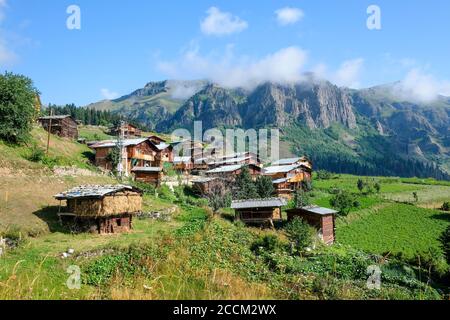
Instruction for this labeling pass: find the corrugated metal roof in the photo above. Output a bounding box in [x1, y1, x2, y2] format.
[131, 167, 162, 172]
[271, 157, 302, 166]
[54, 185, 141, 200]
[174, 156, 191, 164]
[206, 164, 244, 174]
[39, 115, 72, 120]
[212, 156, 251, 166]
[264, 164, 300, 175]
[231, 198, 287, 209]
[193, 177, 217, 183]
[91, 138, 148, 149]
[272, 178, 289, 184]
[300, 206, 338, 215]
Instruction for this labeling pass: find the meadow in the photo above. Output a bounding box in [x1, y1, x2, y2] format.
[0, 129, 449, 300]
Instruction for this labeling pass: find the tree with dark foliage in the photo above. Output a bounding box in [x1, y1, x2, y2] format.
[255, 175, 275, 198]
[0, 72, 38, 144]
[234, 166, 258, 200]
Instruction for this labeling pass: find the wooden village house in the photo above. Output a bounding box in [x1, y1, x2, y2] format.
[206, 164, 262, 179]
[90, 138, 173, 174]
[286, 206, 337, 245]
[38, 115, 79, 140]
[109, 123, 142, 138]
[54, 185, 143, 234]
[264, 162, 312, 198]
[231, 198, 287, 227]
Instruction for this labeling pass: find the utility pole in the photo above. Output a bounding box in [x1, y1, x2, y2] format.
[46, 109, 53, 155]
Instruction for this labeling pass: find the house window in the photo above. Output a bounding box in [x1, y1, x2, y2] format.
[117, 219, 122, 227]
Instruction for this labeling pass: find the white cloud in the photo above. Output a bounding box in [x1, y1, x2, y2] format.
[313, 58, 365, 88]
[157, 45, 308, 90]
[100, 88, 119, 100]
[275, 7, 304, 26]
[393, 68, 450, 102]
[333, 58, 365, 88]
[200, 7, 248, 36]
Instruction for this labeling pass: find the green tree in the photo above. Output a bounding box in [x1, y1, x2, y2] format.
[234, 166, 258, 200]
[357, 179, 365, 193]
[440, 202, 450, 212]
[0, 72, 38, 144]
[374, 182, 381, 194]
[255, 176, 275, 198]
[206, 180, 232, 214]
[440, 226, 450, 264]
[285, 217, 314, 254]
[294, 188, 311, 208]
[330, 189, 357, 216]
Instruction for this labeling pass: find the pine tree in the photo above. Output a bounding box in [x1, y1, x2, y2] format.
[234, 166, 258, 200]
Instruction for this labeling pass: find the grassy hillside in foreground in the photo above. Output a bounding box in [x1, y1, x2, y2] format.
[0, 127, 449, 300]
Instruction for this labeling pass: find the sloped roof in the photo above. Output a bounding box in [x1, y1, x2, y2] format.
[301, 206, 338, 215]
[38, 115, 75, 121]
[174, 156, 192, 164]
[131, 167, 162, 172]
[231, 198, 287, 209]
[272, 177, 289, 184]
[90, 138, 148, 149]
[264, 164, 300, 175]
[206, 164, 243, 174]
[271, 157, 302, 166]
[55, 185, 142, 200]
[153, 142, 171, 151]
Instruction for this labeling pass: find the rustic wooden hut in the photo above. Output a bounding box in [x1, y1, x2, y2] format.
[192, 177, 217, 195]
[38, 115, 78, 140]
[286, 206, 337, 245]
[206, 164, 262, 179]
[54, 185, 143, 234]
[110, 123, 142, 138]
[132, 167, 163, 186]
[231, 198, 287, 227]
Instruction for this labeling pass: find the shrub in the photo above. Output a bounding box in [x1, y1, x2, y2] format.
[440, 226, 450, 264]
[285, 217, 314, 254]
[157, 185, 176, 202]
[293, 189, 311, 208]
[330, 189, 358, 216]
[251, 234, 283, 255]
[132, 181, 156, 196]
[27, 144, 45, 162]
[441, 202, 450, 212]
[316, 170, 333, 180]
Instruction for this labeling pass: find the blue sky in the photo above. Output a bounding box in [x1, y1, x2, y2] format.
[0, 0, 449, 105]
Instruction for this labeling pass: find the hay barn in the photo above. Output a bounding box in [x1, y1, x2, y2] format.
[286, 206, 337, 245]
[54, 185, 143, 234]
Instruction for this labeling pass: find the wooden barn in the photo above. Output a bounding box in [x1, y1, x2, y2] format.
[132, 167, 163, 186]
[54, 185, 143, 234]
[286, 206, 337, 245]
[206, 164, 262, 179]
[38, 115, 78, 140]
[231, 198, 287, 227]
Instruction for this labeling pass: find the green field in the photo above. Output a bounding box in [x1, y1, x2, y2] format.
[1, 129, 450, 300]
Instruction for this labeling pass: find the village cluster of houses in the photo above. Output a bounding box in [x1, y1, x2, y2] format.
[39, 116, 336, 244]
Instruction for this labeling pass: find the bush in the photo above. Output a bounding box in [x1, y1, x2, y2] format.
[441, 202, 450, 212]
[285, 217, 314, 254]
[251, 234, 283, 255]
[316, 170, 333, 180]
[440, 226, 450, 264]
[293, 189, 311, 208]
[132, 181, 156, 196]
[27, 144, 45, 162]
[330, 189, 358, 216]
[157, 185, 176, 202]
